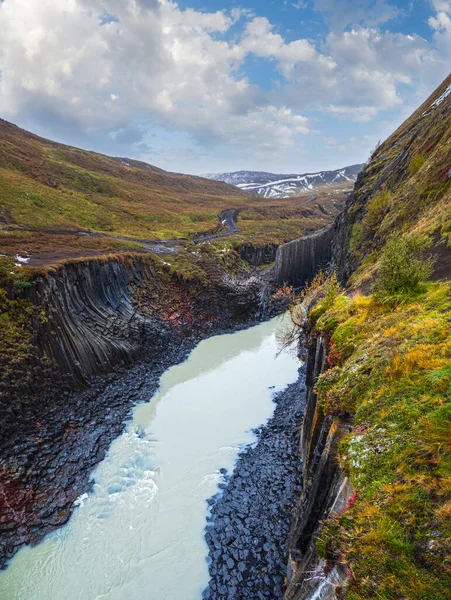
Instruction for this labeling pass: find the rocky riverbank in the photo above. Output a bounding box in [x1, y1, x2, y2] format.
[203, 365, 306, 600]
[2, 316, 278, 569]
[0, 337, 189, 568]
[1, 248, 277, 568]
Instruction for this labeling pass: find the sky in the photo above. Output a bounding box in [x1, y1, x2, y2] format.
[0, 0, 450, 175]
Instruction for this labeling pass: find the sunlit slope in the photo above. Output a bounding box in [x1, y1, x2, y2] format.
[0, 119, 248, 240]
[335, 73, 451, 286]
[0, 119, 346, 259]
[307, 74, 451, 599]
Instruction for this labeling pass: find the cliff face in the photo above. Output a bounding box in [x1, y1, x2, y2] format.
[334, 73, 451, 286]
[284, 74, 451, 600]
[30, 259, 165, 382]
[275, 225, 335, 288]
[285, 335, 353, 600]
[27, 257, 264, 384]
[20, 252, 269, 385]
[239, 243, 278, 267]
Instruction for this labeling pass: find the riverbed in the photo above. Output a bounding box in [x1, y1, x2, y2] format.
[0, 316, 299, 600]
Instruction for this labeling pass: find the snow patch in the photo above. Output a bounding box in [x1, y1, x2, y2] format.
[15, 254, 30, 266]
[431, 84, 451, 109]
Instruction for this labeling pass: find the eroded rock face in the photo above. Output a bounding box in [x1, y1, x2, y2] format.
[275, 226, 335, 288]
[285, 336, 353, 600]
[28, 258, 266, 384]
[240, 243, 279, 267]
[0, 256, 268, 568]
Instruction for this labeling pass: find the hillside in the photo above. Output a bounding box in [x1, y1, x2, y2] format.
[0, 119, 244, 240]
[0, 120, 346, 264]
[285, 73, 451, 599]
[335, 75, 451, 285]
[206, 164, 363, 198]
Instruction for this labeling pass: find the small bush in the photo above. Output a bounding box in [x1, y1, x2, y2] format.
[323, 272, 342, 310]
[410, 153, 427, 175]
[362, 190, 393, 231]
[374, 234, 434, 297]
[350, 222, 364, 253]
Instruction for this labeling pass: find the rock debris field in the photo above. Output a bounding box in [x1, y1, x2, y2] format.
[203, 365, 306, 600]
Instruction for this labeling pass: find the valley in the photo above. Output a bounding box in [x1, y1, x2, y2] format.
[0, 119, 346, 265]
[0, 72, 450, 600]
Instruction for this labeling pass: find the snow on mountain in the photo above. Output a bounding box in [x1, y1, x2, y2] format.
[204, 164, 363, 199]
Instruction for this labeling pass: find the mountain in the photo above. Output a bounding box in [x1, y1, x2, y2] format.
[205, 164, 363, 199]
[335, 75, 451, 284]
[285, 73, 451, 600]
[0, 118, 248, 237]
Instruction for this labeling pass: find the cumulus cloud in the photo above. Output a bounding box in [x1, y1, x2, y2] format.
[428, 0, 451, 73]
[240, 20, 440, 120]
[431, 0, 451, 11]
[0, 0, 448, 171]
[0, 0, 299, 152]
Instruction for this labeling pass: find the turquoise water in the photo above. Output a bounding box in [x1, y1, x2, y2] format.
[0, 316, 299, 600]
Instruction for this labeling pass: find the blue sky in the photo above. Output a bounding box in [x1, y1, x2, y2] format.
[0, 0, 449, 174]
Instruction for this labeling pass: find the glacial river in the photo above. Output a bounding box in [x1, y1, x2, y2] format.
[0, 316, 299, 600]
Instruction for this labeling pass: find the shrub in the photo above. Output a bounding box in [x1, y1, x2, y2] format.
[362, 190, 393, 231]
[374, 234, 435, 297]
[323, 272, 342, 310]
[410, 153, 427, 175]
[350, 222, 364, 254]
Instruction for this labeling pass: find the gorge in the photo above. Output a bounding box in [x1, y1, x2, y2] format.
[0, 316, 300, 599]
[0, 73, 450, 600]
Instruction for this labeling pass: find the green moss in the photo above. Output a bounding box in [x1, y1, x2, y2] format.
[349, 222, 364, 254]
[410, 152, 427, 174]
[0, 261, 44, 394]
[312, 282, 451, 598]
[362, 190, 393, 231]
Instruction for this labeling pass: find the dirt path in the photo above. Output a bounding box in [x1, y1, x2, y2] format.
[10, 209, 241, 267]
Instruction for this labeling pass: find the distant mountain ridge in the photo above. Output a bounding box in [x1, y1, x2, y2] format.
[205, 164, 363, 199]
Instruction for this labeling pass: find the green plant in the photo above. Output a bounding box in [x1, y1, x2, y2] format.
[350, 222, 364, 253]
[323, 272, 342, 310]
[310, 281, 451, 598]
[410, 153, 427, 175]
[374, 234, 435, 297]
[362, 190, 393, 231]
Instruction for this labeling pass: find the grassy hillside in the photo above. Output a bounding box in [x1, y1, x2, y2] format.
[337, 73, 451, 288]
[0, 119, 345, 263]
[297, 74, 451, 598]
[0, 118, 245, 238]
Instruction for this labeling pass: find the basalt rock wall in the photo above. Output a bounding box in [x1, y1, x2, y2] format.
[239, 243, 278, 267]
[275, 225, 335, 288]
[0, 255, 266, 567]
[25, 257, 266, 386]
[285, 334, 353, 600]
[29, 259, 165, 383]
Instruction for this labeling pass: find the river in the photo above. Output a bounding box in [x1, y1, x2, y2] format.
[0, 316, 299, 600]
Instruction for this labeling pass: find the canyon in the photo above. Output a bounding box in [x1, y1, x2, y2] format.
[0, 73, 450, 600]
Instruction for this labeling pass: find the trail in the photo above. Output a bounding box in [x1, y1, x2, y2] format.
[8, 209, 241, 266]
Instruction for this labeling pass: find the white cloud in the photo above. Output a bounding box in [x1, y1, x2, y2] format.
[0, 0, 309, 153]
[241, 17, 329, 77]
[0, 0, 448, 173]
[240, 21, 440, 120]
[431, 0, 451, 11]
[428, 0, 451, 71]
[429, 11, 451, 29]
